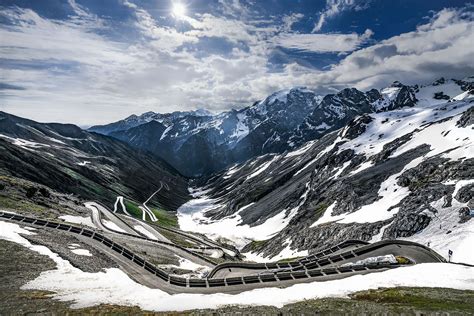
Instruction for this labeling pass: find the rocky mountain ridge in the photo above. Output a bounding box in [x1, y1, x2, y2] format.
[89, 77, 474, 177]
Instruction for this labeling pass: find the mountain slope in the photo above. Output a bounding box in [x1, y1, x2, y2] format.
[177, 90, 474, 263]
[0, 111, 190, 211]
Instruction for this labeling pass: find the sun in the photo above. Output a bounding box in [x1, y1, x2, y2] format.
[172, 2, 187, 18]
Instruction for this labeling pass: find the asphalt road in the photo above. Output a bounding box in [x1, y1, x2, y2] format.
[209, 241, 445, 278]
[86, 202, 227, 264]
[86, 202, 142, 237]
[90, 200, 232, 259]
[208, 240, 368, 278]
[0, 211, 446, 295]
[124, 215, 171, 243]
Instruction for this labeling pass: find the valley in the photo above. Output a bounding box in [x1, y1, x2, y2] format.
[3, 0, 474, 313]
[1, 76, 473, 313]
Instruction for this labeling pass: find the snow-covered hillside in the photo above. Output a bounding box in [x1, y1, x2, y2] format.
[178, 88, 474, 264]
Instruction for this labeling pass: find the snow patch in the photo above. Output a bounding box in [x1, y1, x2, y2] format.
[102, 219, 126, 233]
[244, 238, 309, 263]
[160, 125, 173, 140]
[285, 141, 315, 157]
[310, 202, 342, 228]
[247, 156, 278, 180]
[134, 225, 158, 240]
[59, 215, 96, 228]
[178, 198, 299, 249]
[71, 248, 93, 257]
[402, 197, 474, 265]
[0, 134, 50, 151]
[341, 255, 397, 267]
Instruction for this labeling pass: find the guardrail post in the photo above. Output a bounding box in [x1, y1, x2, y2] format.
[304, 268, 310, 278]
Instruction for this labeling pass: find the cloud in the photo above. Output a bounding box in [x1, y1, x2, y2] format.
[0, 2, 473, 125]
[282, 13, 304, 32]
[218, 0, 251, 18]
[313, 0, 372, 32]
[276, 29, 373, 53]
[320, 6, 474, 89]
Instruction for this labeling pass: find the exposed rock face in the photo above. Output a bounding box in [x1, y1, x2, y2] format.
[384, 213, 432, 238]
[290, 88, 375, 148]
[94, 88, 323, 176]
[456, 106, 474, 128]
[456, 183, 474, 204]
[372, 81, 418, 112]
[458, 206, 473, 224]
[340, 115, 374, 140]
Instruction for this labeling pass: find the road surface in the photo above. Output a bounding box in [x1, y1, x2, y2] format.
[0, 211, 446, 295]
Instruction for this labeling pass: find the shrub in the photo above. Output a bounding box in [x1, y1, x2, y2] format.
[395, 256, 411, 264]
[39, 187, 50, 198]
[25, 187, 38, 198]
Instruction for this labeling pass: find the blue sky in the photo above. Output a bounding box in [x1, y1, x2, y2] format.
[0, 0, 473, 125]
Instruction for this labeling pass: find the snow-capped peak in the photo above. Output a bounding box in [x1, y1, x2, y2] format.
[191, 108, 213, 117]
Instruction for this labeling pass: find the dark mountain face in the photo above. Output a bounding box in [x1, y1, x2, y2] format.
[290, 88, 376, 148]
[0, 111, 190, 211]
[93, 87, 324, 177]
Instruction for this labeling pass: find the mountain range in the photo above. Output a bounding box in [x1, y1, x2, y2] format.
[89, 77, 474, 177]
[1, 76, 472, 262]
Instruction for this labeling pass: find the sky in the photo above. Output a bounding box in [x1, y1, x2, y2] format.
[0, 0, 473, 126]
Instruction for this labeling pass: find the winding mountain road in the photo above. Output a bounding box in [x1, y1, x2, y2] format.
[86, 202, 142, 237]
[0, 211, 446, 295]
[87, 200, 229, 260]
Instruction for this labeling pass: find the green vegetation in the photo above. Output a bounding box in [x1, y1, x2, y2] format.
[123, 200, 142, 218]
[61, 167, 108, 197]
[313, 202, 329, 217]
[121, 200, 178, 227]
[246, 239, 268, 252]
[0, 196, 47, 213]
[150, 208, 178, 228]
[350, 287, 474, 313]
[395, 256, 411, 264]
[156, 229, 195, 248]
[0, 175, 22, 185]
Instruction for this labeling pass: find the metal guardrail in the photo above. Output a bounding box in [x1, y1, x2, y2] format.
[0, 212, 425, 291]
[93, 209, 219, 266]
[95, 200, 232, 256]
[207, 239, 369, 278]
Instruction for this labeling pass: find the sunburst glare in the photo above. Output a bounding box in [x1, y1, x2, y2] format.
[172, 2, 187, 18]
